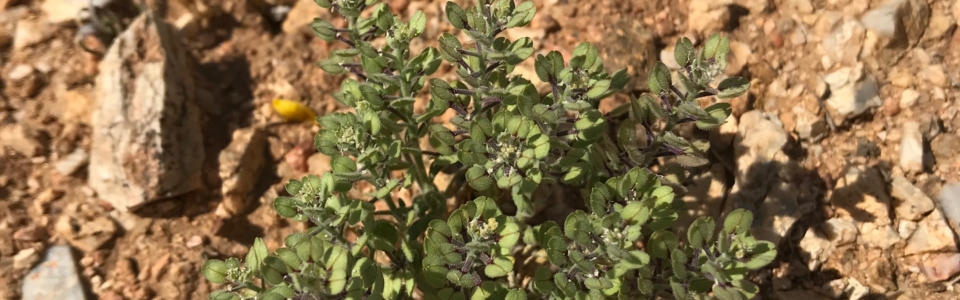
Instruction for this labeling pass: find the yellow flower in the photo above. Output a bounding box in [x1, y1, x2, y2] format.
[271, 98, 317, 123]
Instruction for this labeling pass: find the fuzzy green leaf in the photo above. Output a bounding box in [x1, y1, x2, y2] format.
[703, 33, 722, 60]
[310, 18, 336, 42]
[687, 216, 715, 248]
[201, 260, 229, 284]
[245, 238, 269, 272]
[208, 291, 239, 300]
[506, 1, 536, 28]
[723, 208, 754, 235]
[331, 155, 358, 173]
[631, 94, 666, 125]
[485, 256, 514, 278]
[531, 267, 556, 294]
[674, 37, 694, 67]
[648, 62, 671, 95]
[276, 248, 302, 270]
[313, 0, 331, 8]
[586, 80, 611, 99]
[745, 241, 777, 270]
[647, 231, 678, 259]
[439, 33, 463, 62]
[506, 37, 535, 65]
[273, 196, 299, 218]
[325, 246, 350, 294]
[410, 10, 426, 36]
[445, 2, 467, 29]
[717, 77, 751, 99]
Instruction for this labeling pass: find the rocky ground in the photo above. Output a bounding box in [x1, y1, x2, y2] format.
[1, 0, 959, 299]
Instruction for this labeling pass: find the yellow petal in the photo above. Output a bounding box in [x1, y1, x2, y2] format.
[271, 99, 317, 123]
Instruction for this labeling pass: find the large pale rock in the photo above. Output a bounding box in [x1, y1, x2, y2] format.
[688, 0, 733, 35]
[799, 227, 834, 271]
[830, 164, 900, 249]
[216, 127, 268, 218]
[899, 120, 924, 174]
[904, 209, 957, 255]
[41, 0, 100, 24]
[938, 183, 960, 227]
[726, 110, 801, 244]
[923, 10, 956, 41]
[676, 164, 728, 237]
[0, 124, 43, 156]
[21, 246, 86, 300]
[891, 176, 934, 221]
[820, 19, 866, 69]
[89, 12, 204, 212]
[823, 63, 882, 122]
[731, 110, 789, 201]
[793, 105, 828, 141]
[859, 0, 930, 65]
[708, 113, 738, 151]
[753, 181, 802, 245]
[13, 18, 55, 51]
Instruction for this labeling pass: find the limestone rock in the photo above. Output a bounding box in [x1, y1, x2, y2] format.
[734, 110, 789, 180]
[688, 0, 733, 35]
[919, 253, 960, 282]
[859, 0, 930, 63]
[0, 124, 43, 156]
[708, 112, 738, 151]
[54, 149, 90, 177]
[728, 111, 788, 202]
[21, 246, 86, 300]
[725, 40, 752, 75]
[899, 120, 924, 174]
[904, 208, 957, 255]
[823, 218, 859, 246]
[41, 0, 96, 24]
[938, 182, 960, 227]
[930, 134, 960, 163]
[794, 105, 828, 141]
[726, 111, 800, 244]
[820, 19, 866, 69]
[89, 12, 204, 212]
[891, 176, 934, 221]
[830, 164, 899, 249]
[5, 64, 43, 98]
[799, 227, 834, 271]
[13, 248, 40, 270]
[216, 127, 268, 218]
[923, 10, 956, 41]
[898, 88, 920, 109]
[676, 164, 728, 237]
[753, 181, 802, 245]
[823, 64, 882, 122]
[281, 0, 330, 34]
[13, 18, 54, 51]
[920, 64, 948, 87]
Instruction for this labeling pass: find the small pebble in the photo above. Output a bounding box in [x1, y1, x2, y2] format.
[186, 235, 204, 248]
[54, 149, 90, 176]
[14, 248, 40, 269]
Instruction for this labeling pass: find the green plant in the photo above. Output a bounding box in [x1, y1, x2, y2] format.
[201, 0, 773, 299]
